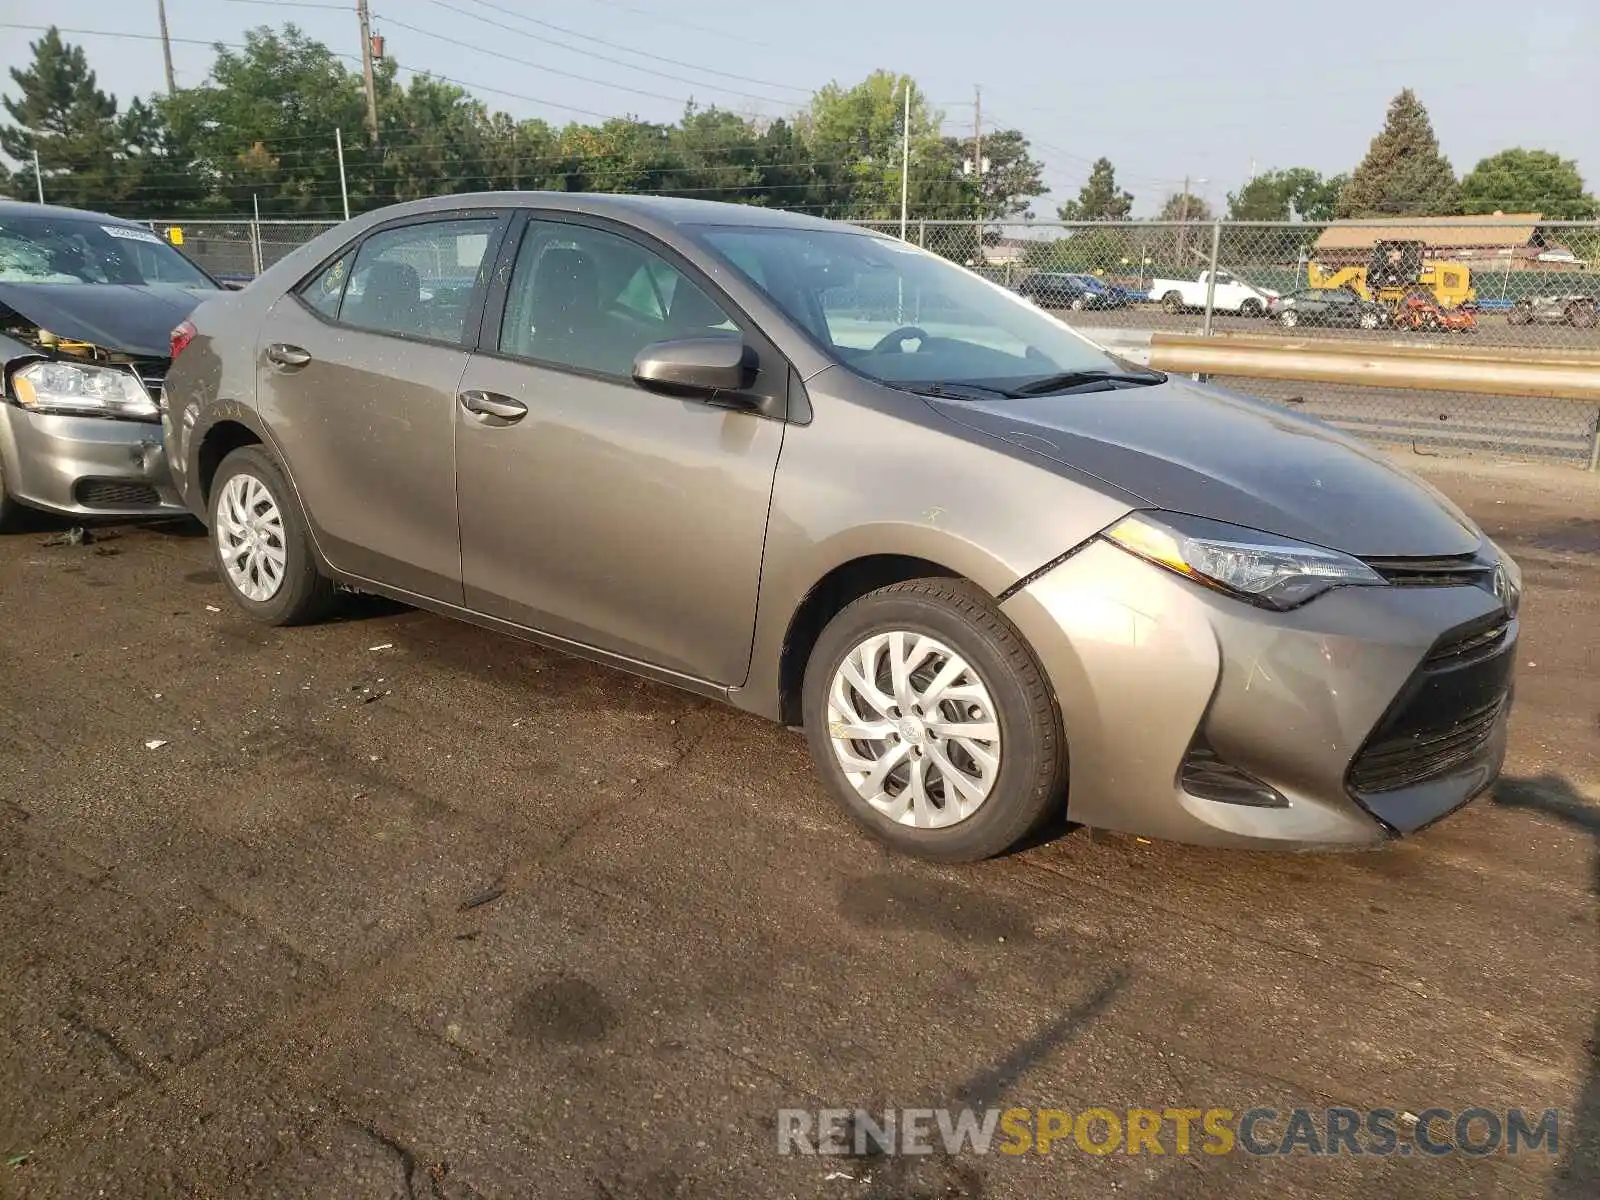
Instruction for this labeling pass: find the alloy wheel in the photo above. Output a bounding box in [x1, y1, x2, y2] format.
[826, 630, 1001, 829]
[215, 473, 288, 602]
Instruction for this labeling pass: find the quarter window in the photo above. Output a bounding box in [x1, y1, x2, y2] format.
[300, 249, 354, 319]
[339, 219, 496, 342]
[499, 220, 737, 378]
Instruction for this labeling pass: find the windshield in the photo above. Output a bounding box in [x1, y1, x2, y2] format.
[0, 214, 216, 289]
[694, 225, 1126, 392]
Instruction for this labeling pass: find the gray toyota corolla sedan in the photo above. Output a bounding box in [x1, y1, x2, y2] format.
[162, 193, 1520, 861]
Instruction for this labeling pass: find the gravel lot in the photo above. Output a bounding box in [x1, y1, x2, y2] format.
[1, 455, 1596, 1199]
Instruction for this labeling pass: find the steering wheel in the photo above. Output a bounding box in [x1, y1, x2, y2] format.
[872, 326, 929, 354]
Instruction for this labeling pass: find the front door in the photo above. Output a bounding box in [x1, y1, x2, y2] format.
[255, 214, 503, 601]
[454, 216, 786, 685]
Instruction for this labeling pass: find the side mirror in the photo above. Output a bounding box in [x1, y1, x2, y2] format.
[632, 336, 758, 399]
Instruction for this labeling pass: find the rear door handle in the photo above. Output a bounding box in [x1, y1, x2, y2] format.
[265, 343, 312, 368]
[459, 390, 528, 422]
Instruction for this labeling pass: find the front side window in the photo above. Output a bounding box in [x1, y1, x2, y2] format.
[0, 215, 215, 289]
[340, 219, 496, 342]
[695, 225, 1125, 392]
[300, 249, 354, 319]
[499, 220, 736, 378]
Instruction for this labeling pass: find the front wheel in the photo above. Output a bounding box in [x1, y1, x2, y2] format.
[1278, 309, 1299, 328]
[209, 446, 335, 626]
[1358, 310, 1381, 330]
[1239, 299, 1263, 319]
[802, 579, 1066, 862]
[0, 463, 25, 533]
[1567, 301, 1597, 329]
[1069, 296, 1087, 311]
[1161, 291, 1184, 314]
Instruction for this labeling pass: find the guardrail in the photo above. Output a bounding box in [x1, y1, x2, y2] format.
[1085, 328, 1600, 468]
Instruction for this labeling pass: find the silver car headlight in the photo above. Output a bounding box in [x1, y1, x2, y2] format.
[1104, 510, 1386, 610]
[11, 361, 158, 420]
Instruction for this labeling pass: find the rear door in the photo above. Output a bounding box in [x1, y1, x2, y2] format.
[453, 213, 787, 685]
[255, 211, 507, 601]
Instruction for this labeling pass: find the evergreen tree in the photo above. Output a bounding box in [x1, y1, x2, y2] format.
[1057, 158, 1133, 221]
[1335, 90, 1458, 217]
[0, 27, 151, 209]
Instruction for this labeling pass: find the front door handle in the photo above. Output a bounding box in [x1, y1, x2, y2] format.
[265, 343, 312, 369]
[459, 390, 528, 422]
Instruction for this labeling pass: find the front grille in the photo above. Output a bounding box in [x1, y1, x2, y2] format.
[1348, 697, 1505, 793]
[1365, 553, 1494, 590]
[74, 479, 162, 509]
[131, 363, 167, 411]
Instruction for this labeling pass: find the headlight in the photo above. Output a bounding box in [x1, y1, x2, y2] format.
[1104, 511, 1385, 610]
[1487, 540, 1522, 616]
[11, 361, 158, 420]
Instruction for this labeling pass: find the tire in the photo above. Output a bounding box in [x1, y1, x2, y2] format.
[1239, 299, 1263, 319]
[1278, 309, 1299, 328]
[1568, 301, 1597, 329]
[1161, 291, 1183, 314]
[208, 446, 335, 626]
[1358, 310, 1380, 330]
[1506, 302, 1533, 327]
[1069, 296, 1086, 311]
[0, 462, 25, 534]
[801, 578, 1066, 862]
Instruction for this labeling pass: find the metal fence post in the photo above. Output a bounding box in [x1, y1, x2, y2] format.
[917, 218, 926, 248]
[1589, 409, 1600, 472]
[1201, 221, 1222, 338]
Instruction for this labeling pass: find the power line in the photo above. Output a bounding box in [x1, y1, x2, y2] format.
[438, 0, 815, 98]
[375, 15, 757, 109]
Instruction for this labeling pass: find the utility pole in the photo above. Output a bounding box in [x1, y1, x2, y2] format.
[898, 78, 910, 241]
[972, 84, 983, 267]
[32, 149, 44, 204]
[357, 0, 380, 145]
[1178, 172, 1191, 263]
[156, 0, 177, 95]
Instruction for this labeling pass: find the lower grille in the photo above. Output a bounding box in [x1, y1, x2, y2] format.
[74, 479, 162, 509]
[1349, 698, 1504, 793]
[1426, 612, 1512, 666]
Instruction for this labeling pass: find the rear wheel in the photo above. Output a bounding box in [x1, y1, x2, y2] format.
[1358, 309, 1381, 330]
[1278, 308, 1299, 328]
[1506, 301, 1534, 326]
[209, 446, 335, 626]
[802, 579, 1065, 862]
[1239, 298, 1263, 319]
[1161, 291, 1183, 314]
[1069, 296, 1086, 311]
[1567, 301, 1597, 329]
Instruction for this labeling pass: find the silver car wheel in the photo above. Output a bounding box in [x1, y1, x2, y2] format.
[215, 473, 288, 603]
[826, 630, 1001, 829]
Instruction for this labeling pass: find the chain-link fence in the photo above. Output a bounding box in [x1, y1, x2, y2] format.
[149, 212, 1600, 466]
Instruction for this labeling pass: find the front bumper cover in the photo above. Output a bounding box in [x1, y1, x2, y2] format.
[1002, 539, 1514, 848]
[0, 402, 183, 518]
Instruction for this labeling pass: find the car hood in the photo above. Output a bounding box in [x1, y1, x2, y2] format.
[0, 282, 215, 358]
[926, 376, 1482, 557]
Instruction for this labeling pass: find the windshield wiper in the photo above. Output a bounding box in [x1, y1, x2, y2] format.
[892, 381, 1018, 402]
[1006, 369, 1165, 397]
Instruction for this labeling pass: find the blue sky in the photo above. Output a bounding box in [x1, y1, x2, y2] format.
[4, 0, 1596, 216]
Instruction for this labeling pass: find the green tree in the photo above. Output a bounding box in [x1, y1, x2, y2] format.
[1158, 190, 1212, 222]
[804, 71, 944, 220]
[159, 25, 370, 215]
[939, 127, 1046, 220]
[1336, 90, 1458, 217]
[1459, 148, 1597, 219]
[1056, 157, 1132, 221]
[0, 27, 160, 209]
[1226, 168, 1343, 221]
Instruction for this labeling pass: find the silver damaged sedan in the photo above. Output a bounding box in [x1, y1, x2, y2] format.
[161, 194, 1521, 860]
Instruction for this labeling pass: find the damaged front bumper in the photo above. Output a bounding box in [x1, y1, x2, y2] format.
[1001, 539, 1515, 848]
[0, 403, 184, 518]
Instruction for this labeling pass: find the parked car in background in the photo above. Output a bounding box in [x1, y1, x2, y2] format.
[0, 200, 220, 530]
[1269, 288, 1387, 330]
[1506, 293, 1597, 329]
[165, 192, 1519, 863]
[1150, 269, 1278, 316]
[1017, 271, 1130, 311]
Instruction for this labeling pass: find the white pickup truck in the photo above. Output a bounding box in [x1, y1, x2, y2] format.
[1149, 270, 1278, 317]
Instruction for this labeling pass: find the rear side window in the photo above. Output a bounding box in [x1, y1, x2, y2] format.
[300, 249, 354, 319]
[339, 219, 497, 342]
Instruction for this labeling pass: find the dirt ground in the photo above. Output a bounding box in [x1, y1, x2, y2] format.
[1, 453, 1596, 1199]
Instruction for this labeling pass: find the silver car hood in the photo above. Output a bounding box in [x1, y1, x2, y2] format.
[926, 376, 1482, 558]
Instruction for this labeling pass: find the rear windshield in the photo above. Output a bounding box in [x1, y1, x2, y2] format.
[0, 214, 216, 288]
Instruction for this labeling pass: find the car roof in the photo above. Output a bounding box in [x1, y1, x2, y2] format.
[357, 191, 852, 234]
[0, 198, 149, 228]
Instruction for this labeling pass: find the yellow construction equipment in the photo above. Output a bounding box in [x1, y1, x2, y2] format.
[1308, 239, 1477, 311]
